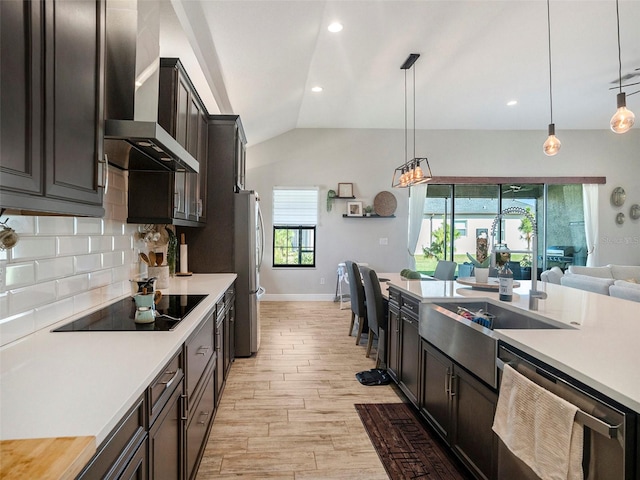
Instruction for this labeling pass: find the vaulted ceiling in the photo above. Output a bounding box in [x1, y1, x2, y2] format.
[160, 1, 640, 146]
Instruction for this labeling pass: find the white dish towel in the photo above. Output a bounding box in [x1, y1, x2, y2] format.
[493, 364, 583, 480]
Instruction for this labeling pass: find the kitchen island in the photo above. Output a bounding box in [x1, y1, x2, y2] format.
[0, 274, 236, 479]
[386, 278, 640, 412]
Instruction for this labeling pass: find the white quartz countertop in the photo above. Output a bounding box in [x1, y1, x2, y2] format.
[0, 274, 236, 443]
[388, 278, 640, 412]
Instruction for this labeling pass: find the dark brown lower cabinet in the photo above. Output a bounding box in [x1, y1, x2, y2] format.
[420, 339, 498, 480]
[399, 312, 420, 405]
[148, 378, 184, 480]
[118, 437, 148, 480]
[386, 303, 400, 382]
[76, 395, 147, 479]
[186, 368, 215, 479]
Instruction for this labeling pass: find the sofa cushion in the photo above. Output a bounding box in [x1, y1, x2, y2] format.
[609, 285, 640, 303]
[541, 266, 564, 285]
[566, 265, 613, 279]
[614, 279, 640, 290]
[609, 265, 640, 282]
[560, 274, 614, 295]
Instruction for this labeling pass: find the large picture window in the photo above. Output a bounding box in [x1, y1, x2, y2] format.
[272, 187, 318, 267]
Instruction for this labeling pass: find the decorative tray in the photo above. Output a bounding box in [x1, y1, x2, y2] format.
[456, 277, 521, 291]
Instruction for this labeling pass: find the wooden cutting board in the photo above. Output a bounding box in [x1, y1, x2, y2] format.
[0, 436, 95, 480]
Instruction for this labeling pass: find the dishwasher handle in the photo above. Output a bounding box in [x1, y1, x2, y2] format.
[497, 357, 622, 441]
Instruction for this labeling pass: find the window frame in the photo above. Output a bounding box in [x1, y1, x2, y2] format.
[272, 225, 317, 268]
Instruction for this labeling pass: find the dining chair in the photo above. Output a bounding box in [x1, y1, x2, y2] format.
[345, 260, 367, 344]
[360, 266, 388, 367]
[433, 260, 457, 280]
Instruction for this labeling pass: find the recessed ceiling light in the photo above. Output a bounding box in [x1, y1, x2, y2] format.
[311, 86, 323, 93]
[328, 22, 343, 33]
[507, 100, 518, 106]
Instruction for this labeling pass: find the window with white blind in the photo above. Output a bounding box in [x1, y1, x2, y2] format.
[273, 187, 318, 267]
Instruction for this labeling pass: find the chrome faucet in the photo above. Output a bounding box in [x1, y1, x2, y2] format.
[490, 207, 547, 310]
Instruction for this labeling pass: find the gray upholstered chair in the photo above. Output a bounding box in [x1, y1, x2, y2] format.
[360, 266, 387, 367]
[345, 261, 367, 344]
[433, 260, 457, 280]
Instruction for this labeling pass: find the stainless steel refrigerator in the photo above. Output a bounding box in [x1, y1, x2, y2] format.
[234, 191, 265, 356]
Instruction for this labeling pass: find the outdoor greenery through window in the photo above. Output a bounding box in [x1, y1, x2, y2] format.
[415, 183, 587, 278]
[272, 187, 318, 267]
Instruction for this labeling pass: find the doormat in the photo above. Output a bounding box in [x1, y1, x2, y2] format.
[355, 403, 471, 480]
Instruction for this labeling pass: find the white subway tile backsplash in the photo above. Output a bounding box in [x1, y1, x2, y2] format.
[74, 254, 102, 273]
[75, 217, 103, 235]
[0, 311, 36, 345]
[89, 269, 112, 289]
[57, 274, 90, 299]
[11, 236, 57, 261]
[104, 220, 125, 236]
[6, 263, 36, 288]
[73, 289, 103, 314]
[34, 298, 74, 330]
[90, 235, 114, 253]
[5, 216, 36, 236]
[102, 251, 124, 269]
[9, 281, 57, 314]
[114, 235, 132, 252]
[35, 257, 75, 282]
[58, 236, 90, 256]
[37, 216, 74, 235]
[0, 166, 149, 344]
[102, 281, 126, 302]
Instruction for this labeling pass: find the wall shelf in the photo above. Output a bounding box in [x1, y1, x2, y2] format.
[342, 214, 395, 218]
[336, 196, 356, 199]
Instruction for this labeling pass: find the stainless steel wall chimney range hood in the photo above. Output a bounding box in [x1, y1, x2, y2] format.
[104, 0, 198, 173]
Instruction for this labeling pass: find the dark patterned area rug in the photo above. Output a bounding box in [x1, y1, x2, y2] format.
[355, 403, 471, 480]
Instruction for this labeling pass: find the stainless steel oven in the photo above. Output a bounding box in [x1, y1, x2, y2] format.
[497, 344, 637, 479]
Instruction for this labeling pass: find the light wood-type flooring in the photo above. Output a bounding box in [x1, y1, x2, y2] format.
[196, 301, 403, 479]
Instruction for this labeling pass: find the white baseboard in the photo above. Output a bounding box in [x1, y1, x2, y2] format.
[261, 293, 336, 302]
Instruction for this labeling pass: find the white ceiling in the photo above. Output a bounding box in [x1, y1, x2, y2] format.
[160, 0, 640, 146]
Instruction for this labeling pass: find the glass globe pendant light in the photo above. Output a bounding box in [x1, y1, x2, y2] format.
[610, 0, 635, 134]
[543, 0, 560, 156]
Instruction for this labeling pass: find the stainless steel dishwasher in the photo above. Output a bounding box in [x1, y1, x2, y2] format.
[497, 344, 637, 479]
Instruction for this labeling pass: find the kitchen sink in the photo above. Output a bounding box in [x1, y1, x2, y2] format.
[420, 301, 572, 388]
[434, 301, 565, 330]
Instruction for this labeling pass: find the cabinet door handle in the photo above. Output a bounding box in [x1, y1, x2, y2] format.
[197, 346, 211, 355]
[197, 198, 203, 217]
[445, 367, 451, 395]
[450, 374, 457, 397]
[98, 154, 109, 193]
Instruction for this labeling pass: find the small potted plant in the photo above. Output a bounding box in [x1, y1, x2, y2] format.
[466, 252, 491, 282]
[364, 205, 374, 217]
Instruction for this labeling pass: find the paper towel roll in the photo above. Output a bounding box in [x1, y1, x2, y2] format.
[180, 244, 189, 273]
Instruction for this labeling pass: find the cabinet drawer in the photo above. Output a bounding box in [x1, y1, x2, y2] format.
[78, 395, 146, 479]
[401, 295, 420, 318]
[388, 288, 401, 306]
[186, 311, 214, 406]
[148, 350, 183, 424]
[186, 371, 215, 479]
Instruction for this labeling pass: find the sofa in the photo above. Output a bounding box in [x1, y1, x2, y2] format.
[541, 264, 640, 302]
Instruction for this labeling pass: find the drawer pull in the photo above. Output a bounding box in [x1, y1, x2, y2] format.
[160, 370, 179, 390]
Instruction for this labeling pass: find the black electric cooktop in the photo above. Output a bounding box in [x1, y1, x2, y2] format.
[53, 294, 207, 332]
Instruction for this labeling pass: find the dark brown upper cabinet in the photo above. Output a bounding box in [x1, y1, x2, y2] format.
[0, 0, 106, 217]
[127, 58, 207, 226]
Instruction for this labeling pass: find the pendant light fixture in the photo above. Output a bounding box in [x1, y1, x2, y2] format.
[543, 0, 561, 156]
[392, 53, 432, 188]
[610, 0, 635, 134]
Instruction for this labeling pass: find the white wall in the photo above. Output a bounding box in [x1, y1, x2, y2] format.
[247, 128, 640, 300]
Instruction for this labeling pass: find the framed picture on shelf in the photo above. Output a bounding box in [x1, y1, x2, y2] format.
[338, 183, 354, 198]
[347, 201, 363, 217]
